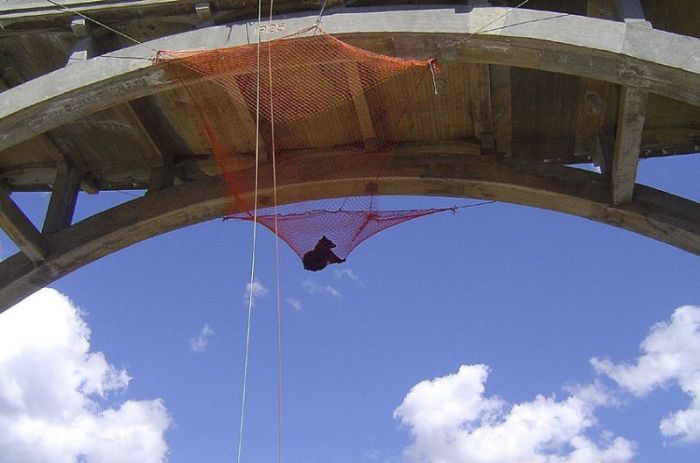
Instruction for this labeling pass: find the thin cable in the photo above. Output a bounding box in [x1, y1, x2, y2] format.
[452, 200, 496, 211]
[429, 59, 438, 95]
[235, 1, 264, 462]
[314, 0, 328, 32]
[464, 0, 532, 42]
[44, 0, 146, 47]
[265, 3, 284, 463]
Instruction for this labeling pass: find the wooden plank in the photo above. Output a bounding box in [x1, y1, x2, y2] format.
[468, 64, 495, 154]
[490, 64, 512, 157]
[43, 162, 80, 234]
[44, 129, 99, 194]
[0, 189, 47, 261]
[128, 97, 187, 191]
[345, 62, 378, 151]
[574, 78, 610, 167]
[611, 86, 648, 204]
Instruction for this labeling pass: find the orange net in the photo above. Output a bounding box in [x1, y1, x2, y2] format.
[156, 29, 452, 270]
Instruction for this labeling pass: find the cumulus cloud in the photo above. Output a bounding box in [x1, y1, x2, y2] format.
[302, 279, 341, 298]
[286, 297, 302, 311]
[0, 288, 171, 462]
[334, 268, 363, 285]
[592, 305, 700, 442]
[244, 278, 268, 306]
[189, 324, 215, 353]
[394, 365, 635, 463]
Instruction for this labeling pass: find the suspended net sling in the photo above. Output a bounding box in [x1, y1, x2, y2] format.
[155, 29, 456, 271]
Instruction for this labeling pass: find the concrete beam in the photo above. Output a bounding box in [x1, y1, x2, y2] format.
[611, 86, 648, 204]
[1, 7, 700, 154]
[0, 145, 698, 312]
[0, 189, 47, 262]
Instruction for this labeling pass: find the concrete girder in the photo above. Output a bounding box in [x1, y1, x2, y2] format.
[0, 149, 698, 313]
[1, 6, 700, 153]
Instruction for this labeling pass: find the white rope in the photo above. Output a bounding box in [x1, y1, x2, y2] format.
[235, 0, 264, 462]
[266, 2, 285, 462]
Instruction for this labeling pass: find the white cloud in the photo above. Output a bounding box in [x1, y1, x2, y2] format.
[302, 279, 341, 298]
[0, 288, 171, 463]
[592, 305, 700, 442]
[286, 297, 302, 311]
[189, 324, 214, 353]
[244, 278, 268, 306]
[334, 268, 363, 285]
[394, 365, 635, 463]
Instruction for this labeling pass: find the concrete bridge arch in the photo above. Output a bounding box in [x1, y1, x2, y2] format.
[0, 3, 698, 311]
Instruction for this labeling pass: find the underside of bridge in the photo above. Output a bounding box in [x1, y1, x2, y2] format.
[0, 0, 698, 312]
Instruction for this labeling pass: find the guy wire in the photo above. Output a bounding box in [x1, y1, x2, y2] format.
[235, 1, 264, 462]
[266, 2, 285, 463]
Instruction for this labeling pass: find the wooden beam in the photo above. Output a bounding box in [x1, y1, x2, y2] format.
[0, 189, 47, 262]
[148, 166, 176, 193]
[127, 97, 186, 192]
[574, 78, 610, 167]
[345, 62, 379, 152]
[468, 64, 495, 154]
[490, 64, 512, 157]
[44, 130, 99, 194]
[611, 86, 648, 205]
[222, 76, 268, 161]
[43, 162, 81, 234]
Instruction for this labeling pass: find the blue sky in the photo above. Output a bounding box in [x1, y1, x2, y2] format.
[0, 153, 698, 463]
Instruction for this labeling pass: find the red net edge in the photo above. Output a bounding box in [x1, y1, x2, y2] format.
[227, 204, 457, 259]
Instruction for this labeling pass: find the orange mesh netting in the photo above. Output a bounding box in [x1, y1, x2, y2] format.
[156, 29, 455, 270]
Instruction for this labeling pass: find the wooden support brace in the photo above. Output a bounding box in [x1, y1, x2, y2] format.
[43, 163, 81, 234]
[0, 190, 47, 262]
[345, 62, 379, 152]
[225, 79, 269, 161]
[469, 64, 495, 154]
[148, 166, 176, 193]
[574, 78, 610, 166]
[490, 65, 512, 157]
[611, 86, 648, 205]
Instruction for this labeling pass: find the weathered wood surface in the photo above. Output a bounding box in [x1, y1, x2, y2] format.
[0, 190, 47, 262]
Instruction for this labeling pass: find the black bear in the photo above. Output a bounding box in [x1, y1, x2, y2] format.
[302, 236, 346, 271]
